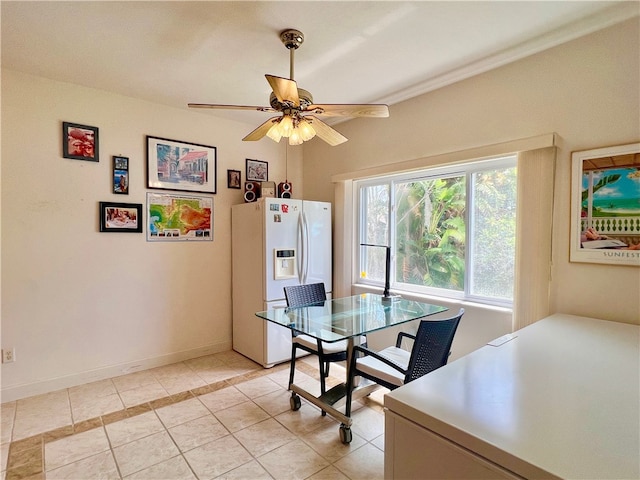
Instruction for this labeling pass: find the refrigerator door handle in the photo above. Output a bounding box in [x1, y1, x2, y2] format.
[302, 212, 310, 284]
[297, 213, 304, 282]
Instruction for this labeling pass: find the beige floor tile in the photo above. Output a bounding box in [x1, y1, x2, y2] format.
[348, 407, 384, 442]
[214, 459, 272, 479]
[45, 427, 110, 471]
[156, 375, 206, 395]
[16, 390, 68, 412]
[333, 443, 384, 480]
[226, 362, 261, 377]
[169, 415, 229, 452]
[124, 455, 196, 480]
[300, 422, 367, 463]
[151, 362, 193, 380]
[155, 398, 209, 429]
[265, 367, 291, 388]
[104, 411, 164, 447]
[233, 418, 297, 457]
[287, 370, 318, 387]
[198, 387, 249, 413]
[274, 403, 335, 436]
[45, 450, 119, 480]
[112, 431, 179, 477]
[195, 365, 243, 385]
[212, 351, 248, 365]
[112, 370, 158, 393]
[183, 354, 225, 372]
[214, 401, 270, 433]
[307, 465, 350, 480]
[183, 435, 252, 479]
[235, 376, 284, 399]
[118, 383, 169, 408]
[70, 393, 124, 423]
[68, 379, 116, 400]
[251, 389, 292, 417]
[1, 403, 16, 444]
[257, 438, 329, 480]
[1, 443, 9, 472]
[371, 433, 384, 451]
[14, 391, 71, 441]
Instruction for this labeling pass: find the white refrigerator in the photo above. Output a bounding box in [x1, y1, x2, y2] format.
[231, 198, 332, 367]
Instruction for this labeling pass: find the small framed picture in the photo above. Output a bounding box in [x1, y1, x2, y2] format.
[113, 156, 129, 195]
[63, 122, 99, 162]
[246, 158, 268, 182]
[99, 202, 143, 233]
[227, 169, 241, 189]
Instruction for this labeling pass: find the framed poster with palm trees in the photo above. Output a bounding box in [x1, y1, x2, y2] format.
[570, 142, 640, 266]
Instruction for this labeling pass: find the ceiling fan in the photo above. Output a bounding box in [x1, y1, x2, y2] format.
[188, 29, 389, 146]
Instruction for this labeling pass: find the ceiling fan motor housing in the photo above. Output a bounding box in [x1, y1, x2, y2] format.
[280, 29, 304, 49]
[269, 89, 313, 111]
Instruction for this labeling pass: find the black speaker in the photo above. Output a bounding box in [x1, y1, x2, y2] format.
[244, 181, 261, 203]
[278, 182, 292, 198]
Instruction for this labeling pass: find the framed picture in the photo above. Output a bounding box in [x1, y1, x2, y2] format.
[99, 202, 142, 233]
[570, 142, 640, 266]
[246, 158, 268, 182]
[63, 122, 99, 162]
[113, 156, 129, 195]
[147, 192, 213, 242]
[227, 169, 241, 189]
[147, 136, 217, 194]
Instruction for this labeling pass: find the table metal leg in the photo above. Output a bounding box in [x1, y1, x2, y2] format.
[288, 335, 379, 444]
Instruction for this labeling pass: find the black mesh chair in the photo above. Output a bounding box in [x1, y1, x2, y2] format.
[344, 308, 464, 418]
[284, 283, 348, 399]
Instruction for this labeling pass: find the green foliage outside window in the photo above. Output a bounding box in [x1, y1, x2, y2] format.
[396, 176, 466, 291]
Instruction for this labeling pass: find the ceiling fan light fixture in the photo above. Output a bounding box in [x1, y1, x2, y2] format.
[266, 121, 283, 142]
[288, 128, 303, 146]
[278, 115, 294, 137]
[298, 118, 316, 141]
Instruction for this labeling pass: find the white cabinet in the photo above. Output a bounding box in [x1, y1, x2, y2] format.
[385, 411, 521, 479]
[384, 314, 640, 479]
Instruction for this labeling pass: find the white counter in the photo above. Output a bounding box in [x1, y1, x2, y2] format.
[384, 313, 640, 479]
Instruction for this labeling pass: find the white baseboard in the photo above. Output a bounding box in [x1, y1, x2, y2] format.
[0, 341, 231, 403]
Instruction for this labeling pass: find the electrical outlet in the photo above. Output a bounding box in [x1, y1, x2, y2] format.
[2, 348, 15, 363]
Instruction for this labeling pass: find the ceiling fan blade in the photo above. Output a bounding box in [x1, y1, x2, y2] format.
[306, 116, 348, 146]
[306, 104, 389, 118]
[242, 117, 280, 141]
[265, 75, 300, 106]
[188, 103, 275, 112]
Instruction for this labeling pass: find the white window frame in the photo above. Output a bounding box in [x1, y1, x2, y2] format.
[355, 155, 517, 308]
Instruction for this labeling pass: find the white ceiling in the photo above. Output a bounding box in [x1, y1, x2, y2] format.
[2, 1, 637, 126]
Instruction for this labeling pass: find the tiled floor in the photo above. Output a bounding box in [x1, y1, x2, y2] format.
[1, 351, 388, 480]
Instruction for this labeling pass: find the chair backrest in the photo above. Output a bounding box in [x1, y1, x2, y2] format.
[284, 283, 327, 307]
[405, 308, 464, 384]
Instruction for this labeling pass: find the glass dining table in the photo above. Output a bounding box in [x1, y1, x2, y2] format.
[255, 293, 447, 443]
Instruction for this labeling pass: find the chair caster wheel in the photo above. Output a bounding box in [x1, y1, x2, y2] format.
[339, 424, 352, 444]
[290, 393, 301, 411]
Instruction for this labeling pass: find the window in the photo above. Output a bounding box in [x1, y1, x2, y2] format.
[357, 156, 517, 306]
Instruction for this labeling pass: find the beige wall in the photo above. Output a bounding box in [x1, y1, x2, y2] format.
[304, 18, 640, 325]
[0, 71, 303, 401]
